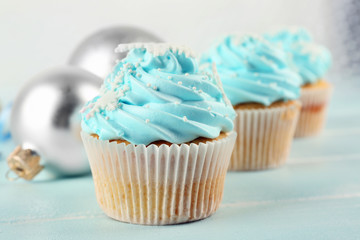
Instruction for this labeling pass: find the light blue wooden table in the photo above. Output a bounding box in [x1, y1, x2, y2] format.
[1, 82, 359, 240]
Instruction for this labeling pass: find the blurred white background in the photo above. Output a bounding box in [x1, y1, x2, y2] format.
[0, 0, 358, 99]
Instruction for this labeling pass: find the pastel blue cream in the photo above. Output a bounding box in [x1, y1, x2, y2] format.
[201, 35, 302, 106]
[265, 27, 332, 85]
[81, 44, 235, 145]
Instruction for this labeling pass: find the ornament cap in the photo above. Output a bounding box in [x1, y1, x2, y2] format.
[6, 146, 43, 181]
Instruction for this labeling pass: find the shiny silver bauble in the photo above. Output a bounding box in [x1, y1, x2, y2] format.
[10, 66, 102, 176]
[68, 26, 163, 79]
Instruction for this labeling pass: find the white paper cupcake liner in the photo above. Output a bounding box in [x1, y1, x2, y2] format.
[229, 101, 301, 171]
[81, 131, 236, 225]
[295, 85, 333, 137]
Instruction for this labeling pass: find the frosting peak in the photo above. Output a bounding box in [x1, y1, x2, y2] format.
[265, 27, 332, 84]
[81, 44, 236, 145]
[265, 27, 313, 45]
[201, 35, 301, 106]
[115, 43, 197, 58]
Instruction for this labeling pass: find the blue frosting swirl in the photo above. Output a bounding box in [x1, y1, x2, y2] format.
[265, 27, 313, 44]
[81, 44, 236, 145]
[201, 35, 301, 106]
[265, 27, 332, 84]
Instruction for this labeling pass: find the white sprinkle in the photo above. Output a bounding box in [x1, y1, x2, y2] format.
[254, 73, 259, 76]
[145, 119, 150, 123]
[118, 91, 124, 97]
[198, 90, 203, 93]
[157, 68, 161, 71]
[208, 107, 211, 111]
[175, 101, 180, 105]
[270, 82, 277, 87]
[128, 69, 132, 73]
[168, 76, 173, 80]
[153, 86, 157, 90]
[202, 76, 207, 80]
[138, 58, 143, 61]
[192, 86, 196, 90]
[183, 116, 188, 122]
[225, 114, 229, 117]
[185, 73, 189, 76]
[145, 105, 150, 108]
[135, 63, 140, 67]
[115, 43, 197, 58]
[136, 73, 141, 77]
[115, 59, 120, 64]
[146, 83, 151, 87]
[178, 81, 182, 85]
[118, 103, 122, 107]
[105, 116, 109, 120]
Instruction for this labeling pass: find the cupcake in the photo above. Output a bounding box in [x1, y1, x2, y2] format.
[201, 35, 301, 171]
[266, 27, 332, 137]
[80, 43, 236, 225]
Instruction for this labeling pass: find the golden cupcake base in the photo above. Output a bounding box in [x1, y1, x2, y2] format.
[295, 80, 333, 138]
[81, 131, 236, 225]
[229, 100, 301, 171]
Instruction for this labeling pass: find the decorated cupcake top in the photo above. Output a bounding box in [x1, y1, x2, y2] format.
[201, 35, 301, 106]
[266, 27, 313, 44]
[80, 43, 236, 145]
[265, 27, 332, 85]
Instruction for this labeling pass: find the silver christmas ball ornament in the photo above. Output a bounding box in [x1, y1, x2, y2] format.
[8, 66, 102, 179]
[68, 26, 163, 79]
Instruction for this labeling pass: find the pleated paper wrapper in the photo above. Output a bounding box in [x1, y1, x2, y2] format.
[295, 85, 333, 137]
[81, 131, 236, 225]
[229, 101, 301, 171]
